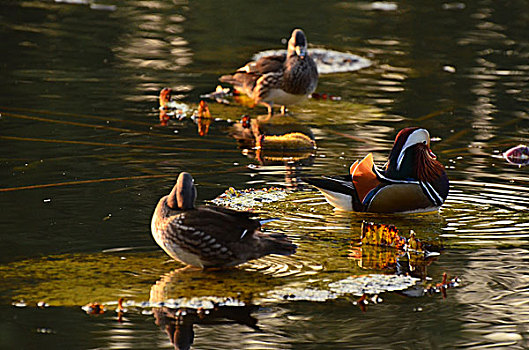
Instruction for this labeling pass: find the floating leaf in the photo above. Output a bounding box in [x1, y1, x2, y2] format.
[401, 273, 462, 298]
[360, 221, 406, 249]
[503, 144, 529, 167]
[352, 246, 399, 270]
[265, 287, 339, 302]
[211, 187, 288, 211]
[328, 274, 419, 296]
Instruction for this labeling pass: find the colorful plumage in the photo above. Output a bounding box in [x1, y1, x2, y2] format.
[303, 127, 449, 213]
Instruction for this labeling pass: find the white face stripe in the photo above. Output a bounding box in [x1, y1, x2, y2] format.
[396, 129, 430, 171]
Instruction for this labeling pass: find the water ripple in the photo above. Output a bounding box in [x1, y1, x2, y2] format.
[442, 180, 529, 246]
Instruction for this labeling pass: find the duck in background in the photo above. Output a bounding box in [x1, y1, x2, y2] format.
[303, 127, 449, 213]
[151, 172, 297, 268]
[220, 29, 319, 116]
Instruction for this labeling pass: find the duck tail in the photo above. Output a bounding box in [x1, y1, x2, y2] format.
[219, 74, 237, 84]
[302, 176, 364, 211]
[262, 232, 297, 256]
[220, 73, 258, 95]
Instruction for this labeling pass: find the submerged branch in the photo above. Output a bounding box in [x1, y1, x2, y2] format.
[2, 111, 174, 138]
[0, 135, 239, 153]
[0, 174, 171, 192]
[0, 105, 153, 126]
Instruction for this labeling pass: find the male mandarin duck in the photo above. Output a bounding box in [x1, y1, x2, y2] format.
[151, 172, 297, 268]
[303, 127, 449, 213]
[220, 29, 319, 116]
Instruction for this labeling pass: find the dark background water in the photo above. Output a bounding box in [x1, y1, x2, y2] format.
[1, 0, 529, 349]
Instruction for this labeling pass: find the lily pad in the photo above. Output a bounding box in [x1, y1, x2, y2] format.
[210, 186, 289, 211]
[328, 274, 420, 296]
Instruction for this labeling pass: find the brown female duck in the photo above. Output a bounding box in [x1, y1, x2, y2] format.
[151, 172, 296, 268]
[220, 29, 319, 116]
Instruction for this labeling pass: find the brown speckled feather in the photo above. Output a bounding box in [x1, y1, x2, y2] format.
[151, 173, 296, 268]
[219, 29, 318, 115]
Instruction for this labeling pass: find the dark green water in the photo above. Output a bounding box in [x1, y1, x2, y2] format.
[2, 0, 529, 348]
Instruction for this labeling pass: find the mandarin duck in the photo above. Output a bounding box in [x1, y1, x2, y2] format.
[220, 29, 319, 116]
[303, 127, 449, 213]
[151, 172, 297, 268]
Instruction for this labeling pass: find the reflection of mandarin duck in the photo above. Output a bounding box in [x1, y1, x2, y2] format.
[151, 172, 297, 268]
[304, 127, 449, 213]
[220, 29, 318, 116]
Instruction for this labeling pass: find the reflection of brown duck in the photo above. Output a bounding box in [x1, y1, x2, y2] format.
[151, 172, 297, 268]
[154, 305, 259, 350]
[256, 133, 315, 151]
[230, 114, 315, 149]
[230, 115, 316, 188]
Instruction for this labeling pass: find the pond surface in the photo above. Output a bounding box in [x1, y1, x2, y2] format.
[2, 0, 529, 348]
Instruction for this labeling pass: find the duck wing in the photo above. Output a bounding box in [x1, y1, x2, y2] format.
[237, 55, 285, 75]
[365, 183, 437, 213]
[350, 153, 382, 203]
[365, 164, 448, 212]
[180, 206, 261, 243]
[219, 55, 285, 97]
[173, 206, 294, 266]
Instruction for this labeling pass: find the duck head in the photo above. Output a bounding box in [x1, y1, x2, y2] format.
[385, 127, 445, 182]
[167, 172, 197, 210]
[288, 29, 308, 59]
[159, 88, 172, 109]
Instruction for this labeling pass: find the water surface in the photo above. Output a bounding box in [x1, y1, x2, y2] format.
[1, 0, 529, 348]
